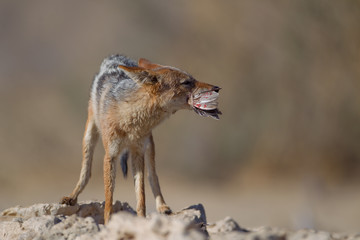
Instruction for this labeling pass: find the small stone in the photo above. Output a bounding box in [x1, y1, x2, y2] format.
[207, 216, 248, 234]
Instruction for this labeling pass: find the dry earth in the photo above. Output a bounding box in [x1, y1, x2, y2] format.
[1, 201, 359, 240]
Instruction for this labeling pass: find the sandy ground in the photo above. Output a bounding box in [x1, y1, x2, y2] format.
[1, 169, 360, 234]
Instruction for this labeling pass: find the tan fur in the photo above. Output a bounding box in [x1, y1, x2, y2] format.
[61, 56, 219, 224]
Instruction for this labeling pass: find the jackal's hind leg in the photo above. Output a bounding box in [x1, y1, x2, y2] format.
[60, 110, 99, 205]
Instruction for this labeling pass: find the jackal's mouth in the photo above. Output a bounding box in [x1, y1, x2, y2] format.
[189, 89, 222, 120]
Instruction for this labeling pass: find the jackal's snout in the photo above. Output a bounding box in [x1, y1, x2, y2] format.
[212, 86, 221, 93]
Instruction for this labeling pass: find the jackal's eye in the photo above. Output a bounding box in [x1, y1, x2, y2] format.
[150, 75, 158, 83]
[180, 79, 194, 87]
[144, 75, 158, 84]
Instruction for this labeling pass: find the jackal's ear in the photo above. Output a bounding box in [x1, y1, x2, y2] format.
[138, 58, 163, 70]
[118, 65, 158, 84]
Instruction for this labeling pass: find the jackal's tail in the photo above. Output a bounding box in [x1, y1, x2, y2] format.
[120, 150, 129, 178]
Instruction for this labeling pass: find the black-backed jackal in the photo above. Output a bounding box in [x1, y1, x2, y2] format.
[61, 55, 221, 223]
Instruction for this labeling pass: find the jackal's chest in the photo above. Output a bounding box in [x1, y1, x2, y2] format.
[110, 103, 170, 140]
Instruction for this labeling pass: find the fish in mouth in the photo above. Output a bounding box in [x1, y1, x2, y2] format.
[189, 87, 222, 120]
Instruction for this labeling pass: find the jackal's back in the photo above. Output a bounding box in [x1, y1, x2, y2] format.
[90, 55, 138, 121]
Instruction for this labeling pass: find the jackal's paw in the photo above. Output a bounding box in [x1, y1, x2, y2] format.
[60, 196, 77, 206]
[158, 205, 172, 215]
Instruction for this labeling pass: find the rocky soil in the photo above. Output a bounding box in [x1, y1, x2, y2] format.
[0, 201, 359, 240]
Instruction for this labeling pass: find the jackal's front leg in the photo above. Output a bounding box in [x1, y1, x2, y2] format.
[103, 152, 117, 224]
[146, 134, 172, 214]
[131, 146, 146, 217]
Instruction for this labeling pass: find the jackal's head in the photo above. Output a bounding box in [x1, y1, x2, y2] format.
[119, 58, 221, 119]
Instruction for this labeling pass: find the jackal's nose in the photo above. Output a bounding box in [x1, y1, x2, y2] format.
[212, 86, 221, 93]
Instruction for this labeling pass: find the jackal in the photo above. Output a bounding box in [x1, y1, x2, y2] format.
[60, 55, 221, 223]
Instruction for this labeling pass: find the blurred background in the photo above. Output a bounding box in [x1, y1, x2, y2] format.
[1, 0, 360, 232]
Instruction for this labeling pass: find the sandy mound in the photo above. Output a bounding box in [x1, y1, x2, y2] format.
[0, 201, 358, 240]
